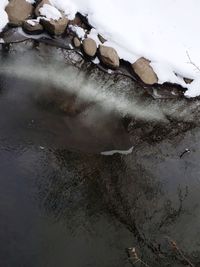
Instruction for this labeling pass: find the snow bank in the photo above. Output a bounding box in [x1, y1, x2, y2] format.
[0, 1, 8, 32]
[49, 0, 200, 97]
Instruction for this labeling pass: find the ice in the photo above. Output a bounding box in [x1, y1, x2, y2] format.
[101, 147, 134, 156]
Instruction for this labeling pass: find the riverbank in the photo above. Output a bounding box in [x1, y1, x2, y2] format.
[1, 0, 200, 97]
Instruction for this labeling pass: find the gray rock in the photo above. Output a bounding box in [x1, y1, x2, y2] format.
[132, 57, 158, 85]
[6, 0, 34, 26]
[98, 45, 119, 69]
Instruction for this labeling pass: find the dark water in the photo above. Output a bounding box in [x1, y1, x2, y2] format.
[0, 73, 135, 267]
[1, 59, 200, 267]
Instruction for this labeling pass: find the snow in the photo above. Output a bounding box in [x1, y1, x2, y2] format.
[1, 0, 200, 97]
[27, 19, 36, 26]
[69, 25, 86, 39]
[0, 0, 8, 32]
[26, 0, 35, 4]
[48, 0, 200, 97]
[101, 147, 133, 156]
[39, 4, 62, 21]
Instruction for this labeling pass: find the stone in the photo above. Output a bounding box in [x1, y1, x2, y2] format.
[132, 57, 158, 85]
[73, 37, 81, 48]
[184, 78, 193, 84]
[35, 0, 51, 17]
[6, 0, 34, 26]
[82, 38, 97, 57]
[69, 13, 92, 32]
[98, 45, 120, 69]
[41, 16, 69, 36]
[23, 20, 44, 35]
[98, 34, 106, 44]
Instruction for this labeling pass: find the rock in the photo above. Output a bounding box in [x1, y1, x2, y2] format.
[23, 20, 44, 35]
[98, 34, 107, 44]
[35, 0, 51, 17]
[69, 13, 92, 32]
[82, 38, 97, 57]
[132, 57, 158, 85]
[41, 16, 68, 36]
[6, 0, 34, 26]
[73, 37, 81, 48]
[184, 78, 193, 84]
[98, 45, 120, 69]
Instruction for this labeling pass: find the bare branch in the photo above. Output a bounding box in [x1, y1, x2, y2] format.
[186, 50, 200, 72]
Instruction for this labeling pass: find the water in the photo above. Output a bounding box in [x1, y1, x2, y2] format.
[1, 47, 200, 267]
[0, 72, 136, 267]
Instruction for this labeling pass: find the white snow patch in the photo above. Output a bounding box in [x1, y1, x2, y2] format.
[69, 25, 86, 39]
[185, 77, 200, 98]
[26, 0, 35, 4]
[27, 19, 36, 26]
[0, 0, 8, 32]
[101, 147, 133, 156]
[39, 4, 62, 20]
[92, 57, 100, 64]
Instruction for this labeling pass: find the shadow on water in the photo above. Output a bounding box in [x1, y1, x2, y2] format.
[1, 53, 200, 267]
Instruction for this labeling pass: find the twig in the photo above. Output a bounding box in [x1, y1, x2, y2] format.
[179, 148, 191, 158]
[186, 50, 200, 72]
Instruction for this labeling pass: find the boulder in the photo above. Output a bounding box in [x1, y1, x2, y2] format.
[73, 37, 81, 48]
[23, 20, 44, 34]
[98, 45, 119, 69]
[6, 0, 34, 26]
[82, 38, 97, 57]
[132, 57, 158, 85]
[41, 16, 68, 35]
[35, 0, 51, 17]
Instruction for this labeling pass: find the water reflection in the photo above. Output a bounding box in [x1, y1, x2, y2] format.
[1, 50, 200, 267]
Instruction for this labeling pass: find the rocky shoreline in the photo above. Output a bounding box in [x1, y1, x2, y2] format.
[0, 0, 193, 99]
[1, 0, 200, 149]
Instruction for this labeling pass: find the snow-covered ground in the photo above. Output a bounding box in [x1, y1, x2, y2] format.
[0, 1, 8, 33]
[1, 0, 200, 97]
